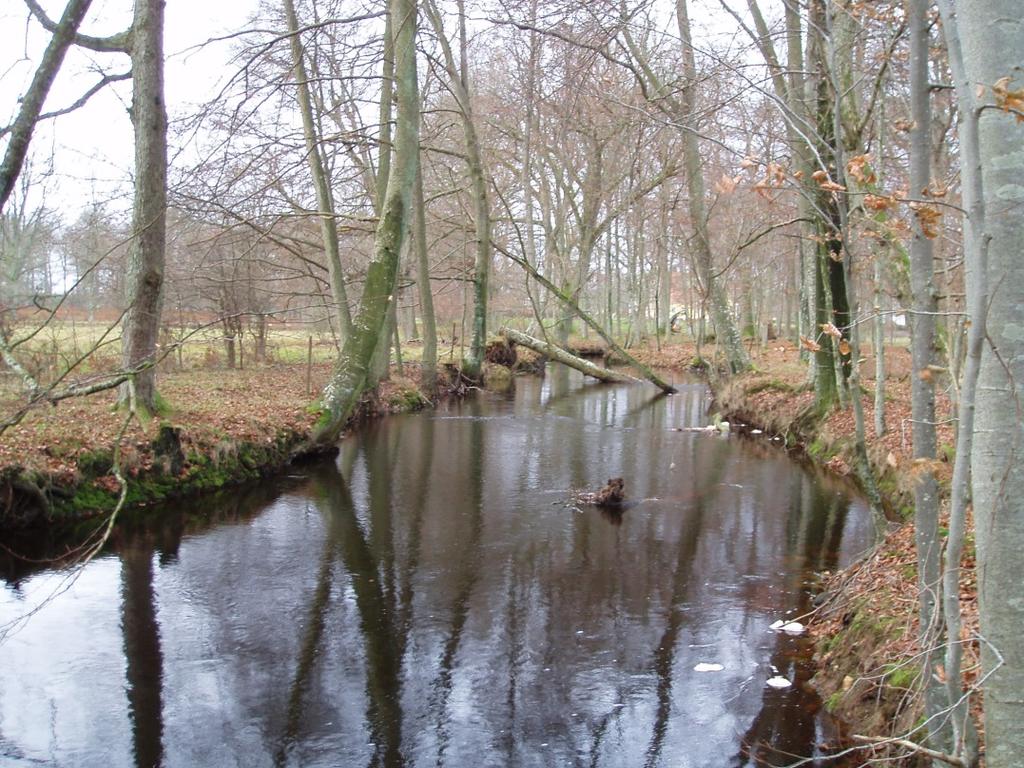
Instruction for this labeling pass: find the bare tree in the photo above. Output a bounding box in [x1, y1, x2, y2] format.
[282, 0, 355, 342]
[312, 0, 419, 445]
[0, 0, 95, 213]
[25, 0, 169, 412]
[422, 0, 491, 379]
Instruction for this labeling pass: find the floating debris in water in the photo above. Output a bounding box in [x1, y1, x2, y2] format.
[766, 676, 792, 689]
[751, 429, 763, 435]
[694, 662, 725, 672]
[770, 619, 806, 635]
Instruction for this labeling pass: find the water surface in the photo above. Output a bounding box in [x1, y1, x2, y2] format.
[0, 369, 874, 767]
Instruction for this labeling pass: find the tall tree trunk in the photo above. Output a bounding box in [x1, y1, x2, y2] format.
[412, 165, 437, 394]
[937, 5, 983, 762]
[119, 0, 167, 413]
[675, 0, 748, 373]
[873, 255, 886, 437]
[908, 2, 952, 758]
[368, 8, 397, 386]
[958, 3, 1024, 765]
[825, 1, 882, 516]
[311, 0, 418, 446]
[282, 0, 353, 343]
[423, 0, 491, 380]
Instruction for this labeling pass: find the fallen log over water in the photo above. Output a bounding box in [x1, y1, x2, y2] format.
[499, 327, 641, 385]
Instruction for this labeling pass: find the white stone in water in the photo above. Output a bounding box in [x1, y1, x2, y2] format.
[766, 676, 792, 689]
[693, 662, 724, 672]
[751, 429, 763, 435]
[769, 619, 786, 630]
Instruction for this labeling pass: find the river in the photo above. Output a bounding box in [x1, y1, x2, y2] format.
[0, 368, 874, 767]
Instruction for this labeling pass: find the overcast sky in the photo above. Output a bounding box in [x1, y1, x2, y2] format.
[1, 0, 752, 222]
[1, 0, 260, 216]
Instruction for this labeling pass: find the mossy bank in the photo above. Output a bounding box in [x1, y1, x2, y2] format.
[0, 376, 433, 532]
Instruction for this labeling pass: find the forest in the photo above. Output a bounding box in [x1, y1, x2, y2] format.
[1, 0, 1022, 766]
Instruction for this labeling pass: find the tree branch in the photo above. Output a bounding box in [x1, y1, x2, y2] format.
[23, 0, 131, 53]
[1, 0, 95, 211]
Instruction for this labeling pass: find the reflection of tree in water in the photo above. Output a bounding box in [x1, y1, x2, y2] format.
[430, 397, 486, 766]
[274, 529, 337, 767]
[644, 437, 728, 768]
[274, 414, 437, 768]
[730, 473, 851, 768]
[120, 531, 165, 768]
[320, 463, 405, 767]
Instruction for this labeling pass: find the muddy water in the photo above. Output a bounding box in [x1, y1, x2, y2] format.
[0, 369, 874, 767]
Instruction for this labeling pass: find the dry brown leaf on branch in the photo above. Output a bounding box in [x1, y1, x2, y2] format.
[820, 179, 847, 193]
[846, 154, 877, 185]
[753, 179, 776, 202]
[812, 169, 829, 182]
[715, 173, 739, 195]
[820, 322, 842, 339]
[800, 335, 822, 352]
[740, 155, 759, 170]
[864, 193, 895, 212]
[993, 75, 1024, 122]
[910, 202, 943, 238]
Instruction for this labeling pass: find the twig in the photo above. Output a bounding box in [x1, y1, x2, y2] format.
[850, 734, 969, 767]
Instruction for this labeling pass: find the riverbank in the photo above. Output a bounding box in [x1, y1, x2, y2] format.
[0, 363, 437, 530]
[633, 339, 977, 765]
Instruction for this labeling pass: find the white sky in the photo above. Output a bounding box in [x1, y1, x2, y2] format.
[1, 0, 762, 222]
[1, 0, 260, 217]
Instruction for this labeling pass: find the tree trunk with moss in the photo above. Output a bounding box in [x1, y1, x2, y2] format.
[311, 0, 418, 446]
[500, 327, 639, 384]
